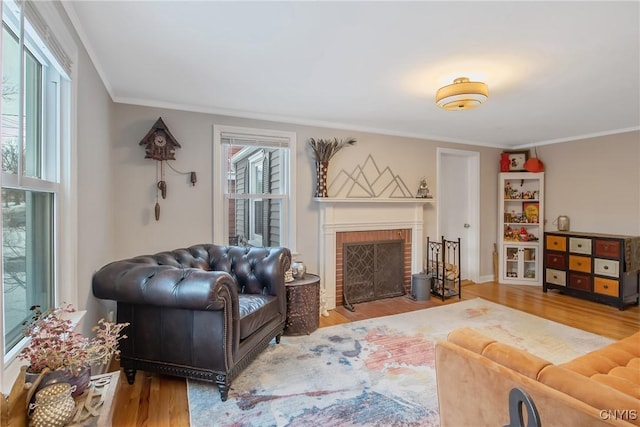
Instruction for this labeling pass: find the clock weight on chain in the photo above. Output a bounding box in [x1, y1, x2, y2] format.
[139, 117, 197, 222]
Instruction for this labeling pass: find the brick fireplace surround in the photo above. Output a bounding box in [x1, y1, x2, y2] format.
[315, 198, 434, 310]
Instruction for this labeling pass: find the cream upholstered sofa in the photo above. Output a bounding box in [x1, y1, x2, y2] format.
[436, 328, 640, 427]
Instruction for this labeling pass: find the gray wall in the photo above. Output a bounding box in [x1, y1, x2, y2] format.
[109, 104, 502, 281]
[54, 1, 115, 336]
[102, 106, 640, 303]
[538, 131, 640, 235]
[61, 0, 639, 321]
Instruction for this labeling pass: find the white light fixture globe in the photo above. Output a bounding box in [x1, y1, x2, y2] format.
[436, 77, 489, 110]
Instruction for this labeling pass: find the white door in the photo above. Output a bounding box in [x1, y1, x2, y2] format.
[437, 148, 480, 282]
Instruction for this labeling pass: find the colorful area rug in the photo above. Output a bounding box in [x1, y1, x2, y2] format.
[188, 298, 613, 426]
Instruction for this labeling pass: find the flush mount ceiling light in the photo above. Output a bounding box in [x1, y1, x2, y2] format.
[435, 77, 489, 111]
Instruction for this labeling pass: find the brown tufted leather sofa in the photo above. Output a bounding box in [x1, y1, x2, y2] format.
[92, 244, 291, 401]
[436, 327, 640, 426]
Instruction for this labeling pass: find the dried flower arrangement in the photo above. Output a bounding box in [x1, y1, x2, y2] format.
[308, 137, 356, 163]
[18, 304, 129, 374]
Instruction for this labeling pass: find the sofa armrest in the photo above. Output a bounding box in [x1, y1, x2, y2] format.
[447, 327, 497, 353]
[92, 262, 238, 311]
[447, 327, 552, 379]
[436, 339, 634, 426]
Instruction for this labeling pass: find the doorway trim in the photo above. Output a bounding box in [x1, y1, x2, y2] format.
[436, 147, 480, 283]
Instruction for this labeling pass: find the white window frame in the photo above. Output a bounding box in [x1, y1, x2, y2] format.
[0, 0, 77, 394]
[247, 150, 264, 246]
[212, 125, 296, 252]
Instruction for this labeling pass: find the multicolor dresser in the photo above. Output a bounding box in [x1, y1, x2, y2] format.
[543, 231, 640, 310]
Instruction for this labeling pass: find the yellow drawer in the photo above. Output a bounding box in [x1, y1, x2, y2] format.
[546, 235, 566, 252]
[546, 268, 566, 286]
[594, 258, 619, 278]
[569, 255, 591, 273]
[594, 277, 619, 297]
[569, 237, 592, 255]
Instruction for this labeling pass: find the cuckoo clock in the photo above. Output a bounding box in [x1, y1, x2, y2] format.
[139, 117, 196, 221]
[139, 117, 181, 161]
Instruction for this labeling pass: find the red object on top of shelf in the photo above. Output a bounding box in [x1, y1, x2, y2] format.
[500, 152, 510, 172]
[524, 157, 544, 172]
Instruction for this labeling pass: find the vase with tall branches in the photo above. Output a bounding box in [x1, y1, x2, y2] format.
[308, 137, 356, 197]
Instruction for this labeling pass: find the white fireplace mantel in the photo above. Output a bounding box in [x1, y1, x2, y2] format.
[315, 197, 435, 310]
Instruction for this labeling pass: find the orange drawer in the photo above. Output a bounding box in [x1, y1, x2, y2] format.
[545, 252, 566, 269]
[546, 235, 566, 252]
[594, 239, 621, 258]
[594, 277, 619, 297]
[569, 255, 591, 273]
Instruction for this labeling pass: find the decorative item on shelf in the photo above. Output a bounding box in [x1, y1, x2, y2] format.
[284, 268, 294, 283]
[18, 304, 129, 399]
[308, 137, 356, 197]
[554, 215, 570, 231]
[28, 382, 76, 427]
[524, 147, 545, 172]
[519, 227, 529, 241]
[315, 161, 329, 198]
[416, 178, 432, 198]
[139, 117, 197, 221]
[524, 249, 534, 261]
[329, 154, 413, 198]
[504, 150, 530, 172]
[500, 152, 510, 172]
[69, 371, 119, 425]
[504, 181, 513, 198]
[291, 260, 307, 279]
[435, 77, 489, 111]
[25, 365, 90, 399]
[2, 366, 30, 426]
[523, 202, 539, 223]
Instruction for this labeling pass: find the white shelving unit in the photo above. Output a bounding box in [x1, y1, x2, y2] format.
[498, 172, 544, 285]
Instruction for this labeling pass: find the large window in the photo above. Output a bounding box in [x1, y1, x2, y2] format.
[1, 0, 70, 356]
[214, 126, 296, 250]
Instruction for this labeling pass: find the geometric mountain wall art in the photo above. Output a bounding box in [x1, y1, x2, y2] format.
[328, 154, 414, 198]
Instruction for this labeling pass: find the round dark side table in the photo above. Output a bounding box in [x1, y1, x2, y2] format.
[284, 273, 320, 336]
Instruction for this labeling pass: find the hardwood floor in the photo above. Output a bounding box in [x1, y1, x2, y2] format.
[110, 282, 639, 426]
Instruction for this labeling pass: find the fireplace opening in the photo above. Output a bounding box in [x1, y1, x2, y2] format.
[342, 240, 405, 311]
[335, 229, 412, 309]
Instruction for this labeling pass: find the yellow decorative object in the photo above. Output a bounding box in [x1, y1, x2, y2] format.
[524, 203, 539, 223]
[436, 77, 489, 110]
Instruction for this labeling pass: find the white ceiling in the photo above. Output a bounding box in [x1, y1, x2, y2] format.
[64, 1, 640, 148]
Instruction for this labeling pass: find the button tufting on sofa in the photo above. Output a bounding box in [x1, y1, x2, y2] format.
[436, 328, 640, 426]
[92, 243, 291, 401]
